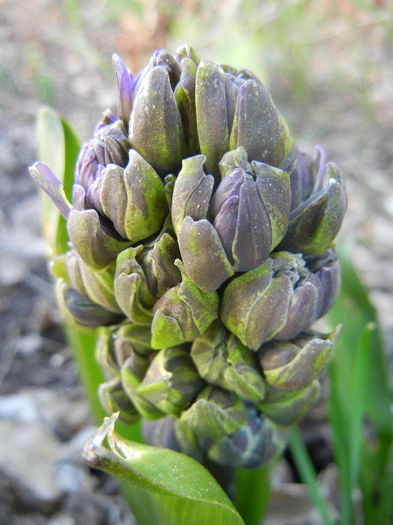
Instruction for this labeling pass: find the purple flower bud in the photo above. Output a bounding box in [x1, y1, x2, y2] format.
[112, 53, 134, 129]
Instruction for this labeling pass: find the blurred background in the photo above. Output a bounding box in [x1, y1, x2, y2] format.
[0, 1, 392, 523]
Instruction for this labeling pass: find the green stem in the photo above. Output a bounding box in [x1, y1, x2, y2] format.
[235, 464, 271, 525]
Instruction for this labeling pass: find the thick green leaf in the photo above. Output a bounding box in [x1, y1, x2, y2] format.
[328, 324, 373, 525]
[235, 465, 270, 525]
[83, 414, 245, 525]
[326, 244, 393, 524]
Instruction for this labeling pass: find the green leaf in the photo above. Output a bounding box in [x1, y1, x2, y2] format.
[326, 244, 393, 524]
[36, 107, 80, 255]
[328, 324, 372, 525]
[289, 427, 334, 525]
[83, 414, 245, 525]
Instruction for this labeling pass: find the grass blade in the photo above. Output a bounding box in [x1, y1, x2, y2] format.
[289, 427, 334, 525]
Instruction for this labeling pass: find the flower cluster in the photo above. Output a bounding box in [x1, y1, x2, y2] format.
[29, 45, 346, 469]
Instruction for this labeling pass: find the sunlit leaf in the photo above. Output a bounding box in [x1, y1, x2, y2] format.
[83, 414, 245, 525]
[327, 244, 393, 524]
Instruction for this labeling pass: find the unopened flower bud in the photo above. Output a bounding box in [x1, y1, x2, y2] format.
[150, 260, 219, 349]
[221, 250, 341, 349]
[180, 386, 249, 441]
[258, 381, 320, 426]
[258, 328, 340, 391]
[279, 146, 347, 255]
[134, 346, 203, 417]
[173, 149, 291, 291]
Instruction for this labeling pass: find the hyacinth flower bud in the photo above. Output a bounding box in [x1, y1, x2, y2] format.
[279, 146, 347, 255]
[195, 61, 231, 176]
[207, 413, 284, 469]
[305, 248, 341, 317]
[143, 411, 285, 470]
[143, 416, 205, 463]
[129, 64, 186, 173]
[28, 161, 72, 219]
[229, 77, 294, 167]
[115, 322, 153, 356]
[258, 328, 340, 392]
[91, 118, 129, 167]
[258, 381, 320, 426]
[112, 53, 134, 130]
[114, 246, 155, 325]
[172, 149, 291, 292]
[180, 386, 249, 442]
[174, 53, 199, 155]
[280, 146, 313, 211]
[221, 250, 341, 350]
[150, 260, 219, 349]
[95, 325, 150, 380]
[132, 346, 204, 418]
[75, 112, 129, 196]
[66, 207, 132, 270]
[142, 416, 184, 453]
[140, 232, 182, 299]
[195, 58, 294, 176]
[55, 280, 122, 328]
[98, 378, 139, 425]
[95, 326, 151, 423]
[190, 321, 265, 403]
[52, 250, 121, 315]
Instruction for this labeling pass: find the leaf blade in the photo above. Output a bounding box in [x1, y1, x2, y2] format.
[83, 414, 245, 525]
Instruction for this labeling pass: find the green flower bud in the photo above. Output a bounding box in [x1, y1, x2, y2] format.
[143, 416, 205, 463]
[67, 208, 131, 270]
[229, 79, 294, 167]
[173, 149, 291, 292]
[191, 321, 265, 403]
[171, 155, 214, 237]
[180, 386, 249, 441]
[258, 328, 340, 391]
[196, 61, 230, 176]
[221, 251, 341, 350]
[224, 335, 266, 402]
[76, 258, 120, 314]
[95, 326, 121, 377]
[258, 381, 320, 426]
[174, 56, 199, 155]
[129, 66, 186, 172]
[50, 251, 88, 298]
[98, 378, 140, 425]
[279, 146, 347, 255]
[140, 232, 182, 299]
[207, 413, 285, 469]
[134, 346, 203, 417]
[151, 260, 219, 349]
[114, 246, 154, 324]
[55, 280, 122, 328]
[117, 319, 159, 357]
[97, 150, 168, 243]
[95, 326, 151, 384]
